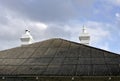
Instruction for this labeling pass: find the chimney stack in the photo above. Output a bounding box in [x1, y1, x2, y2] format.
[20, 30, 34, 46]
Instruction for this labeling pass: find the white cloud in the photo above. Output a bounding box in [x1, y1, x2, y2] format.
[112, 0, 120, 5]
[89, 27, 110, 44]
[0, 0, 118, 53]
[116, 13, 120, 17]
[0, 7, 112, 51]
[29, 22, 48, 30]
[0, 8, 49, 50]
[63, 21, 111, 50]
[115, 13, 120, 20]
[99, 42, 110, 51]
[85, 21, 110, 45]
[106, 0, 120, 6]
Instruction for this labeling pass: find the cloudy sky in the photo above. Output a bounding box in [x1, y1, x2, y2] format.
[0, 0, 120, 54]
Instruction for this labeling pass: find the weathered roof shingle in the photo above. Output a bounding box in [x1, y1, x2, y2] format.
[0, 38, 120, 76]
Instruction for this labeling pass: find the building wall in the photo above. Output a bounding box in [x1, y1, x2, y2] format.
[0, 76, 120, 81]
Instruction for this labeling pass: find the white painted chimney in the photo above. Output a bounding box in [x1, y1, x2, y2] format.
[79, 26, 90, 45]
[20, 30, 34, 46]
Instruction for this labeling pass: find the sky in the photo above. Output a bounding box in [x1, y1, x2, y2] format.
[0, 0, 120, 54]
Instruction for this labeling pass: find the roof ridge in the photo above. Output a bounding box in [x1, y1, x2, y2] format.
[0, 38, 119, 55]
[55, 38, 120, 55]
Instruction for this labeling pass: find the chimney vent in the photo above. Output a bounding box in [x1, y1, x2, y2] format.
[20, 30, 34, 46]
[79, 26, 90, 45]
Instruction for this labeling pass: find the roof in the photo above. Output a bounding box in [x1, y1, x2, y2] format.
[0, 38, 120, 76]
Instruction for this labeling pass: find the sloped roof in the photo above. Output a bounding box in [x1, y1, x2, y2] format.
[0, 38, 120, 76]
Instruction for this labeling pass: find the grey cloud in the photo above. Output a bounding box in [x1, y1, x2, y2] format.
[30, 24, 71, 41]
[0, 7, 9, 25]
[0, 16, 24, 41]
[44, 25, 71, 38]
[0, 40, 20, 50]
[0, 15, 9, 25]
[0, 25, 23, 41]
[0, 0, 76, 23]
[0, 0, 111, 51]
[0, 0, 95, 23]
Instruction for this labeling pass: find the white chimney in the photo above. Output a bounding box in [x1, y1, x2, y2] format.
[20, 30, 34, 46]
[79, 26, 90, 45]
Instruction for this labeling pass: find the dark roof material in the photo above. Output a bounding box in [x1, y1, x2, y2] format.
[0, 38, 120, 76]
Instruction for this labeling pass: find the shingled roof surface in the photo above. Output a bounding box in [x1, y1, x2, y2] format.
[0, 38, 120, 76]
